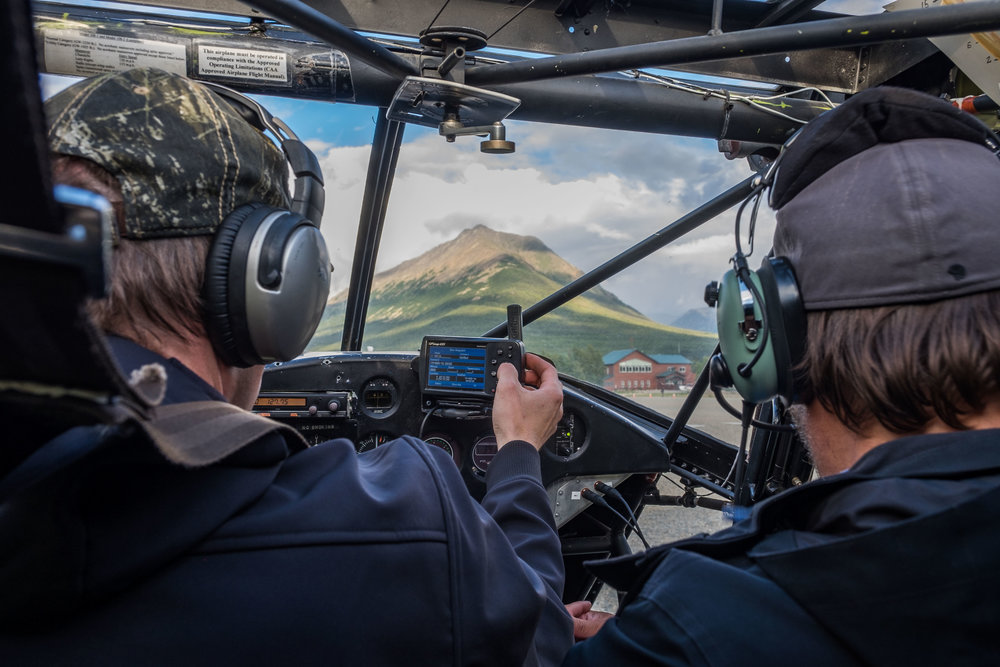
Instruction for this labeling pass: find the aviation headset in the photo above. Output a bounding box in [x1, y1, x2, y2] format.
[707, 136, 806, 406]
[709, 89, 1000, 406]
[199, 82, 331, 368]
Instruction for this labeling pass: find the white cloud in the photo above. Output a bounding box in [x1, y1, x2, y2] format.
[313, 144, 370, 291]
[316, 120, 765, 323]
[662, 233, 733, 257]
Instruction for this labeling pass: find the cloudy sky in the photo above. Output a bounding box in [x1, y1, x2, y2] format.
[299, 115, 763, 324]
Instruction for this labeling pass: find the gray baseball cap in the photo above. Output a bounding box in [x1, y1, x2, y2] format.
[46, 67, 290, 240]
[771, 86, 1000, 311]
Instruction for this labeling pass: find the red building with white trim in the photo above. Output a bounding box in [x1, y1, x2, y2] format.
[602, 349, 695, 391]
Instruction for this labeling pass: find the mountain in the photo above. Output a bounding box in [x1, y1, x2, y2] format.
[309, 225, 716, 381]
[671, 308, 716, 333]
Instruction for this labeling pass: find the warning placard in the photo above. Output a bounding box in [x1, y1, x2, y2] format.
[198, 45, 287, 82]
[42, 29, 187, 78]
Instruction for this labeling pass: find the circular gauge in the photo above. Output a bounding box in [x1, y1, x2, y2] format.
[357, 431, 394, 454]
[472, 435, 498, 474]
[423, 434, 457, 463]
[547, 410, 588, 459]
[359, 377, 399, 418]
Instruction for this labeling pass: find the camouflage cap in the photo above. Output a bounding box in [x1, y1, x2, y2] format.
[45, 67, 290, 240]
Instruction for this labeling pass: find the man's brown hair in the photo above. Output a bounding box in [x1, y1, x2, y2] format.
[796, 291, 1000, 434]
[51, 155, 209, 349]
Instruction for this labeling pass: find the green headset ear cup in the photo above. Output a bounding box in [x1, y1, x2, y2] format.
[714, 257, 806, 404]
[714, 267, 780, 404]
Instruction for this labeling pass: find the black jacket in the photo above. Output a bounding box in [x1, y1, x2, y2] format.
[564, 430, 1000, 666]
[0, 337, 573, 665]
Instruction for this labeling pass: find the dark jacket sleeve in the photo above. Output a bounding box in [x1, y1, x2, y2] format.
[560, 598, 701, 667]
[415, 436, 573, 666]
[560, 549, 856, 667]
[483, 441, 574, 667]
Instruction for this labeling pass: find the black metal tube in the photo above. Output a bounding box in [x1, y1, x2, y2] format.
[247, 0, 418, 80]
[756, 0, 827, 28]
[483, 175, 757, 338]
[498, 73, 825, 143]
[467, 2, 1000, 86]
[743, 403, 778, 502]
[662, 344, 719, 452]
[647, 494, 729, 510]
[341, 111, 405, 351]
[438, 47, 466, 77]
[710, 0, 725, 36]
[733, 401, 754, 505]
[669, 465, 735, 499]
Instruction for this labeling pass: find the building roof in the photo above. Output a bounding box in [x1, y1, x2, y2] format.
[602, 349, 637, 365]
[604, 349, 691, 365]
[650, 354, 691, 365]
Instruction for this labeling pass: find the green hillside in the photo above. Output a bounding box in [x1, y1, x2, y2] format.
[309, 225, 717, 383]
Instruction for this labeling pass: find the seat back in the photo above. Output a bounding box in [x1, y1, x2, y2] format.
[0, 0, 146, 476]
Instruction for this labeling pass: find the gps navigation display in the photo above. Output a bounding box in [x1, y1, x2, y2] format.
[419, 336, 525, 402]
[426, 343, 488, 392]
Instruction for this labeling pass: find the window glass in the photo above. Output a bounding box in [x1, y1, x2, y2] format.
[319, 119, 762, 378]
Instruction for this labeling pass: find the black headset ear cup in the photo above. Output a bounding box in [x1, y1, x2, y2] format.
[203, 202, 272, 368]
[203, 202, 331, 368]
[709, 353, 734, 391]
[757, 256, 806, 403]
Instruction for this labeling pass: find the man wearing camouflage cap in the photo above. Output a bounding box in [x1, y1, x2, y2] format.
[563, 86, 1000, 665]
[0, 68, 572, 665]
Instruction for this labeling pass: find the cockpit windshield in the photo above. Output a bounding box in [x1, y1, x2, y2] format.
[303, 109, 745, 372]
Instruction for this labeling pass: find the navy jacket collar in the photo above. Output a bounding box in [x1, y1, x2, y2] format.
[106, 335, 226, 406]
[848, 428, 1000, 478]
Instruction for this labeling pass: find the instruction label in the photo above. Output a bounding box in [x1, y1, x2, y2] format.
[197, 45, 287, 82]
[42, 29, 186, 77]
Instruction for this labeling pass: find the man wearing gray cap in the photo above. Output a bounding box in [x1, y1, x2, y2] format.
[0, 68, 572, 665]
[563, 86, 1000, 665]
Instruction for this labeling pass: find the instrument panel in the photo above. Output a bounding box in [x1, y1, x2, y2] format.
[254, 386, 588, 475]
[253, 351, 673, 502]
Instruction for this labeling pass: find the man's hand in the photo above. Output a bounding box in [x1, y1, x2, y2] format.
[492, 353, 563, 451]
[565, 601, 613, 641]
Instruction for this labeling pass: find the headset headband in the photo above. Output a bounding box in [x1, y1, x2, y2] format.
[768, 87, 1000, 210]
[200, 81, 326, 226]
